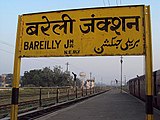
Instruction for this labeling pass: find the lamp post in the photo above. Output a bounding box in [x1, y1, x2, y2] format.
[120, 56, 123, 93]
[72, 72, 77, 88]
[72, 72, 77, 98]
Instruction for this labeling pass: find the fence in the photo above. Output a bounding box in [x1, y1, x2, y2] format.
[0, 86, 108, 119]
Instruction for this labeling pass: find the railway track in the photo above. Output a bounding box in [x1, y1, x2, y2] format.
[0, 87, 109, 119]
[18, 90, 108, 120]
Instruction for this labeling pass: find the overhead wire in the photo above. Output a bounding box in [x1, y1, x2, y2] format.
[0, 41, 15, 48]
[116, 0, 118, 6]
[70, 63, 87, 73]
[107, 0, 110, 6]
[103, 0, 106, 6]
[0, 48, 14, 54]
[0, 40, 66, 66]
[103, 0, 122, 6]
[0, 41, 15, 54]
[117, 0, 122, 6]
[102, 0, 110, 6]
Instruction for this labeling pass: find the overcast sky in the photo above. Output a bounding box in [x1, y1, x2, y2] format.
[0, 0, 159, 85]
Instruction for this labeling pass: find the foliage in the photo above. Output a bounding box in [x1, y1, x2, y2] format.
[22, 66, 81, 87]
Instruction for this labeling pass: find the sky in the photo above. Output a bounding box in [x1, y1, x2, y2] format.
[0, 0, 159, 85]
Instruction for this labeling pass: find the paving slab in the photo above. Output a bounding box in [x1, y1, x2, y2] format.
[36, 88, 160, 120]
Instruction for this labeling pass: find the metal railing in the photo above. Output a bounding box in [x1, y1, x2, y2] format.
[0, 86, 108, 119]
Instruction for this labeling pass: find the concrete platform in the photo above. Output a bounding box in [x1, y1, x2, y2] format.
[36, 88, 160, 120]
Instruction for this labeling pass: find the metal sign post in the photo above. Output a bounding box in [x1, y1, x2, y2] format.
[144, 6, 153, 120]
[11, 16, 22, 120]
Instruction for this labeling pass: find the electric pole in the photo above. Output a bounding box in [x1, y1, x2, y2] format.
[66, 62, 69, 72]
[90, 72, 92, 80]
[120, 56, 123, 93]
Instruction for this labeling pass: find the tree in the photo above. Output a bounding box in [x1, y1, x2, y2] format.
[22, 69, 42, 87]
[21, 66, 76, 87]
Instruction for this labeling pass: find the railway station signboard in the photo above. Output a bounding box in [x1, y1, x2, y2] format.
[11, 5, 153, 120]
[18, 5, 145, 57]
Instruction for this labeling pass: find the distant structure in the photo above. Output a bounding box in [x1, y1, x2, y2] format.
[85, 78, 95, 89]
[1, 74, 6, 87]
[79, 72, 95, 89]
[65, 62, 70, 75]
[0, 76, 2, 86]
[79, 72, 86, 88]
[0, 74, 13, 87]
